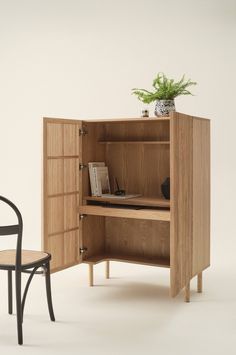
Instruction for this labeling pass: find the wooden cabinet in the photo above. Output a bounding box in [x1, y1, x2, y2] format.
[43, 112, 210, 302]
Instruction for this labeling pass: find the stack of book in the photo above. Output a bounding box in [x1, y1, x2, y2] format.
[88, 162, 111, 196]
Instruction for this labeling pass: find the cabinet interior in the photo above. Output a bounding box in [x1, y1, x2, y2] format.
[81, 120, 171, 267]
[82, 120, 170, 199]
[82, 215, 170, 267]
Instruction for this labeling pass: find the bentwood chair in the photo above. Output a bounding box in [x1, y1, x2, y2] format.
[0, 195, 55, 345]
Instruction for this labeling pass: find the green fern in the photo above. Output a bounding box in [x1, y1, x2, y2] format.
[132, 73, 197, 103]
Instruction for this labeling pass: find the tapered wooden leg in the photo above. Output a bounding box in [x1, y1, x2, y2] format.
[105, 261, 110, 279]
[185, 281, 190, 302]
[89, 264, 94, 286]
[197, 272, 202, 293]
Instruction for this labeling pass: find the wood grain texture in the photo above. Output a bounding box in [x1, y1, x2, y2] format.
[104, 121, 170, 197]
[84, 196, 170, 208]
[83, 254, 170, 268]
[170, 112, 193, 297]
[44, 114, 210, 298]
[46, 123, 63, 156]
[81, 215, 106, 259]
[99, 141, 170, 145]
[79, 205, 170, 221]
[47, 234, 64, 270]
[170, 112, 210, 297]
[43, 118, 82, 273]
[47, 159, 63, 195]
[105, 218, 170, 260]
[81, 122, 106, 197]
[64, 158, 79, 193]
[192, 119, 210, 276]
[82, 117, 171, 123]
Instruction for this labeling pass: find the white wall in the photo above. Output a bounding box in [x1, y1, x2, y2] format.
[0, 0, 235, 265]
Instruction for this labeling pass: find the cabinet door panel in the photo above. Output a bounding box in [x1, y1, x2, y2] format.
[64, 194, 78, 230]
[43, 118, 82, 272]
[47, 123, 63, 156]
[64, 158, 79, 193]
[170, 113, 193, 297]
[170, 112, 210, 297]
[47, 159, 64, 195]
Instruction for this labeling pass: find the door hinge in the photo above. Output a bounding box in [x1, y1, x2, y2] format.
[79, 247, 88, 254]
[79, 128, 88, 136]
[79, 214, 87, 219]
[79, 163, 87, 170]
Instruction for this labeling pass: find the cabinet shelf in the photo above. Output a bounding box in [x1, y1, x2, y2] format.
[98, 140, 170, 145]
[79, 205, 170, 221]
[83, 254, 170, 268]
[84, 196, 170, 208]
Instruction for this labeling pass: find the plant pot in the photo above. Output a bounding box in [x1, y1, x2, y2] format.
[154, 100, 175, 117]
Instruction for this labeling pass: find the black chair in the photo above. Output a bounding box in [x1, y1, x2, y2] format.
[0, 195, 55, 345]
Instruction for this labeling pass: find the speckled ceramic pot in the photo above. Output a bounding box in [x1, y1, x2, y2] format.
[154, 100, 175, 117]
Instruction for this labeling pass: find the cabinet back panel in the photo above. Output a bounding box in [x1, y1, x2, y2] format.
[105, 217, 170, 259]
[106, 144, 170, 196]
[82, 215, 106, 259]
[82, 120, 170, 198]
[104, 120, 170, 141]
[82, 123, 106, 197]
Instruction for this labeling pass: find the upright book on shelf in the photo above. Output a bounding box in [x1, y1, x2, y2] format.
[93, 166, 111, 196]
[88, 162, 105, 196]
[88, 162, 111, 196]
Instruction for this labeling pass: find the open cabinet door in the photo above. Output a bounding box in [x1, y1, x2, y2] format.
[170, 112, 210, 297]
[170, 112, 193, 297]
[43, 118, 82, 272]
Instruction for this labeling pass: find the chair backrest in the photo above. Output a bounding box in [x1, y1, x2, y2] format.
[0, 195, 23, 269]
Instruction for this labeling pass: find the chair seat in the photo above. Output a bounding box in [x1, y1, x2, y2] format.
[0, 249, 50, 269]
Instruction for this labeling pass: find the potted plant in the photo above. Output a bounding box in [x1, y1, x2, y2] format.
[132, 73, 197, 117]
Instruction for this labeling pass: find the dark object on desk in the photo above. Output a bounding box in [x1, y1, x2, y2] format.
[161, 177, 170, 199]
[114, 178, 126, 196]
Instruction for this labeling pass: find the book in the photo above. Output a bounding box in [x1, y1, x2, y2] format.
[88, 162, 105, 196]
[93, 166, 111, 196]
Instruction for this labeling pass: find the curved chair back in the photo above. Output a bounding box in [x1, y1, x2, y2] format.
[0, 195, 23, 269]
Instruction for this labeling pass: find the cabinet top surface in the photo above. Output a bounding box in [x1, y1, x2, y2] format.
[43, 112, 210, 124]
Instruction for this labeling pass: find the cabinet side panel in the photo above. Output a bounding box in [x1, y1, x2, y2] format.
[170, 113, 193, 297]
[192, 119, 210, 276]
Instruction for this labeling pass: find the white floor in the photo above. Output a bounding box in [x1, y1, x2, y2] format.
[0, 262, 235, 354]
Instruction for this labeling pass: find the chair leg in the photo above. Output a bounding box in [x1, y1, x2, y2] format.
[22, 267, 39, 322]
[8, 270, 13, 314]
[15, 270, 23, 345]
[45, 263, 55, 321]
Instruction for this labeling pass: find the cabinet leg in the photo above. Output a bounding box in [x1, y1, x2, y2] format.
[105, 261, 110, 279]
[197, 272, 202, 293]
[89, 264, 94, 287]
[185, 282, 190, 302]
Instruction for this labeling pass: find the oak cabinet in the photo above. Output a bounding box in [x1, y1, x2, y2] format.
[43, 112, 210, 301]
